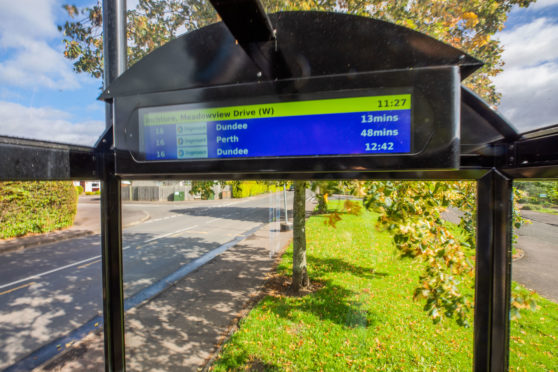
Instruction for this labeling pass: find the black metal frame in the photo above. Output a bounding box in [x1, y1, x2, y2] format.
[113, 67, 461, 176]
[0, 1, 557, 371]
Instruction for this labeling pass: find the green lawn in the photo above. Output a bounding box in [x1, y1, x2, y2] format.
[509, 284, 558, 371]
[522, 204, 558, 216]
[211, 203, 557, 371]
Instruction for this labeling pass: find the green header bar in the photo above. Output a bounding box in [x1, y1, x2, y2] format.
[143, 94, 411, 126]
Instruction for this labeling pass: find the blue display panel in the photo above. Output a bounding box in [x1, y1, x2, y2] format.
[139, 94, 412, 161]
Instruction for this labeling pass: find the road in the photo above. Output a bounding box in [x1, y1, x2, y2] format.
[513, 210, 558, 302]
[0, 192, 292, 370]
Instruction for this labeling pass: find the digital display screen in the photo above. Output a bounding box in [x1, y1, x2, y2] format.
[138, 93, 412, 161]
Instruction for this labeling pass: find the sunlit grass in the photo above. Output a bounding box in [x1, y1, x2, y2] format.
[509, 284, 558, 371]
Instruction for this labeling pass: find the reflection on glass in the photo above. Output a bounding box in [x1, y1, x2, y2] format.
[510, 181, 558, 370]
[121, 180, 291, 370]
[0, 181, 104, 370]
[115, 180, 477, 370]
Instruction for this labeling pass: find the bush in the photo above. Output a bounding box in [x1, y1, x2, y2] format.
[0, 181, 78, 239]
[189, 180, 216, 200]
[230, 181, 278, 198]
[75, 185, 84, 195]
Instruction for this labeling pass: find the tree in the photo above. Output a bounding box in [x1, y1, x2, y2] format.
[365, 180, 534, 325]
[60, 0, 536, 303]
[189, 180, 218, 199]
[60, 0, 534, 105]
[58, 0, 218, 78]
[291, 181, 309, 291]
[310, 181, 340, 214]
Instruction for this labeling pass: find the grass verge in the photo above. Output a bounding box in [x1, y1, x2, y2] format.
[521, 204, 558, 216]
[211, 202, 557, 371]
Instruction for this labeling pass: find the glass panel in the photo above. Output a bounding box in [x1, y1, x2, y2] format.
[510, 180, 558, 370]
[0, 181, 103, 370]
[121, 180, 290, 370]
[104, 180, 476, 370]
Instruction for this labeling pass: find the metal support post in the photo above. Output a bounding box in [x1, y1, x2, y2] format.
[99, 138, 125, 372]
[474, 169, 513, 372]
[101, 0, 127, 371]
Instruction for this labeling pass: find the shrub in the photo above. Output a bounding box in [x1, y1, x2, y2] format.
[75, 185, 84, 195]
[0, 181, 78, 239]
[230, 181, 278, 198]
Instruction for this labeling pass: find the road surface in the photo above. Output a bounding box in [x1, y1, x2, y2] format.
[0, 192, 292, 370]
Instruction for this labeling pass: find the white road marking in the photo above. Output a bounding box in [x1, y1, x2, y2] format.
[0, 255, 101, 290]
[144, 225, 199, 243]
[0, 224, 199, 290]
[0, 196, 281, 292]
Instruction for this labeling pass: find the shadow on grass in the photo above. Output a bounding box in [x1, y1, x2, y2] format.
[308, 255, 389, 280]
[268, 255, 389, 328]
[273, 282, 379, 328]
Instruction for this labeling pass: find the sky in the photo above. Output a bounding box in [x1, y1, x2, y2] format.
[0, 0, 557, 146]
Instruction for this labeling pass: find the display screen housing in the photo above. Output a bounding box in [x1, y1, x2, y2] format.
[113, 67, 460, 176]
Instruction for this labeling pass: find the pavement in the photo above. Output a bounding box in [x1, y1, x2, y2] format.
[30, 203, 314, 372]
[0, 196, 150, 254]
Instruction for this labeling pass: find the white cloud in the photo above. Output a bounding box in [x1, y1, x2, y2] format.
[0, 0, 81, 90]
[0, 1, 58, 45]
[531, 0, 558, 9]
[512, 0, 558, 12]
[495, 63, 558, 129]
[0, 101, 104, 146]
[497, 18, 558, 69]
[494, 18, 558, 130]
[0, 39, 81, 90]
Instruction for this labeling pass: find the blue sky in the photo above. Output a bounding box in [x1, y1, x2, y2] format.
[0, 0, 557, 145]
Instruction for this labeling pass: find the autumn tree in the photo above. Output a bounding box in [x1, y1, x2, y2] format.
[60, 0, 535, 301]
[60, 0, 534, 104]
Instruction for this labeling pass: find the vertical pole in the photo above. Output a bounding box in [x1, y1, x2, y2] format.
[101, 1, 127, 371]
[99, 143, 125, 372]
[283, 184, 288, 223]
[103, 0, 127, 109]
[474, 169, 513, 372]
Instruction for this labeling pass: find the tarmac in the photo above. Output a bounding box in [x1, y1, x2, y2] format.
[0, 196, 149, 254]
[521, 208, 558, 227]
[31, 222, 294, 371]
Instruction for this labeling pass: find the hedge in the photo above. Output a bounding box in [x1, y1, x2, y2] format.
[230, 181, 279, 198]
[0, 181, 78, 239]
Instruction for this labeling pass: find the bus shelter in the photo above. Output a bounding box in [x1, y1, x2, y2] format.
[1, 0, 557, 370]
